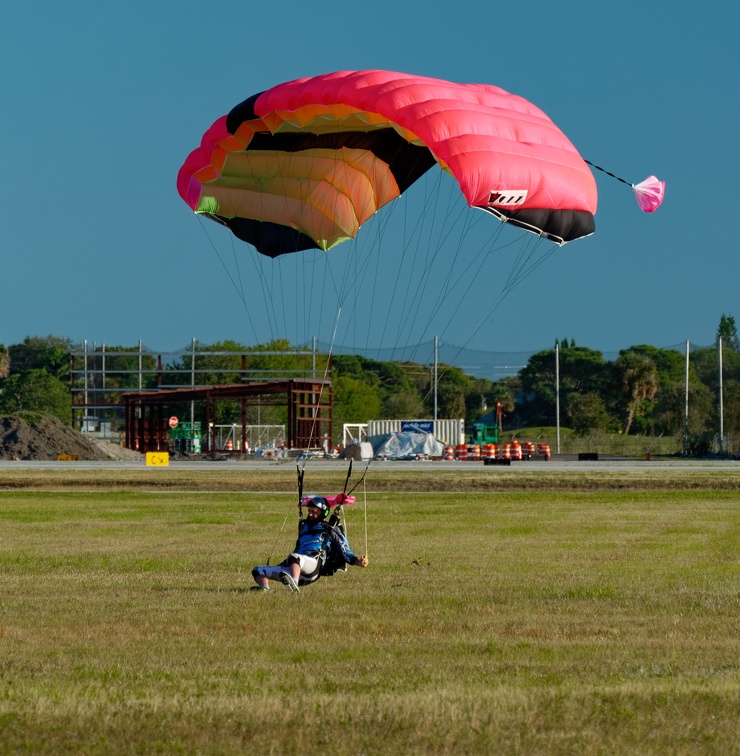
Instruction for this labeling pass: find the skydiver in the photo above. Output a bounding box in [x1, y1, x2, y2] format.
[250, 494, 368, 592]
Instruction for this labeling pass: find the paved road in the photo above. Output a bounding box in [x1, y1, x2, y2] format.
[1, 457, 738, 472]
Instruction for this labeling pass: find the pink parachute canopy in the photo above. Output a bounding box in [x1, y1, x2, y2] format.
[178, 70, 599, 255]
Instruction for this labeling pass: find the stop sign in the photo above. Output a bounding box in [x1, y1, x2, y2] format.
[168, 416, 179, 429]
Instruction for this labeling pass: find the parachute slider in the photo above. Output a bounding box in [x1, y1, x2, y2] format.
[326, 493, 355, 508]
[299, 494, 356, 510]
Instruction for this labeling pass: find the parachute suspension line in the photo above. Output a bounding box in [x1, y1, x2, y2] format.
[264, 257, 281, 342]
[436, 218, 505, 317]
[391, 177, 499, 361]
[362, 475, 368, 559]
[446, 238, 554, 363]
[354, 153, 398, 351]
[228, 232, 248, 314]
[426, 191, 480, 303]
[355, 143, 439, 356]
[391, 172, 464, 358]
[197, 216, 260, 344]
[386, 174, 487, 363]
[296, 252, 316, 347]
[302, 253, 314, 347]
[347, 461, 371, 559]
[343, 143, 438, 354]
[417, 233, 556, 407]
[226, 230, 268, 345]
[248, 252, 279, 343]
[498, 235, 554, 301]
[275, 257, 288, 341]
[313, 132, 361, 341]
[265, 507, 291, 566]
[431, 226, 506, 347]
[319, 249, 364, 353]
[370, 166, 442, 357]
[372, 168, 425, 355]
[472, 236, 553, 325]
[361, 192, 401, 354]
[326, 242, 360, 315]
[267, 463, 304, 565]
[299, 146, 370, 349]
[394, 171, 461, 352]
[401, 186, 493, 359]
[301, 303, 342, 459]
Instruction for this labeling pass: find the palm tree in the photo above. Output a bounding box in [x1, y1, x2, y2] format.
[0, 345, 9, 380]
[616, 353, 658, 435]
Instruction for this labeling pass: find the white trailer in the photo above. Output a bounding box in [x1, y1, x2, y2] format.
[365, 418, 465, 446]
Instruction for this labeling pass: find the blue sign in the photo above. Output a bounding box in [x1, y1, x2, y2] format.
[401, 421, 434, 434]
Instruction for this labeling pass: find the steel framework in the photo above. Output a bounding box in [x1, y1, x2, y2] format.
[122, 379, 332, 453]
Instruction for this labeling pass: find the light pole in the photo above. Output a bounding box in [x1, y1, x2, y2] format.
[555, 341, 561, 455]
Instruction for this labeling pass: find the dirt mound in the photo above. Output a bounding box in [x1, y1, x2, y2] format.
[90, 437, 144, 461]
[0, 416, 141, 461]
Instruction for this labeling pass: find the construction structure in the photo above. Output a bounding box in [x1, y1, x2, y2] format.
[69, 341, 333, 454]
[122, 379, 331, 454]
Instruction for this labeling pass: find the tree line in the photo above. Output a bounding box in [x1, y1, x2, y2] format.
[0, 315, 737, 453]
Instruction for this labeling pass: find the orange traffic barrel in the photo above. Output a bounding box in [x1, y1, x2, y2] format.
[467, 444, 480, 461]
[443, 445, 454, 461]
[454, 444, 468, 461]
[225, 439, 233, 451]
[482, 443, 496, 460]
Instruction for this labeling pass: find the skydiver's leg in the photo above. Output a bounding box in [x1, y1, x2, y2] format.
[287, 553, 319, 584]
[251, 561, 289, 589]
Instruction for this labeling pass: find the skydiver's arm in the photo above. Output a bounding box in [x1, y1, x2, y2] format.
[331, 527, 367, 567]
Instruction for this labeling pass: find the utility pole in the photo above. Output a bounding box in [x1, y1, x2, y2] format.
[137, 340, 143, 391]
[555, 340, 561, 455]
[683, 339, 689, 455]
[719, 337, 724, 454]
[433, 336, 438, 423]
[83, 339, 88, 432]
[190, 338, 196, 430]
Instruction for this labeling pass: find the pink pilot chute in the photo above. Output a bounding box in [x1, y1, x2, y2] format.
[632, 175, 665, 213]
[585, 160, 665, 214]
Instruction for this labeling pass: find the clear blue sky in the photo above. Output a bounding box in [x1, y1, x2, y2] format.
[2, 1, 737, 362]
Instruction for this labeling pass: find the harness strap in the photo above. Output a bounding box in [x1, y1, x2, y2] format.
[298, 552, 325, 585]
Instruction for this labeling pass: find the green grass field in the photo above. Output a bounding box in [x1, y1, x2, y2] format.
[0, 466, 738, 754]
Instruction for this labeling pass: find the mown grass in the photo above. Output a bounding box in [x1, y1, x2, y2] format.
[0, 471, 738, 754]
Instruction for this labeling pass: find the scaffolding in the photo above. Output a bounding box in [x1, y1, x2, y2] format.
[122, 379, 332, 454]
[69, 341, 332, 453]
